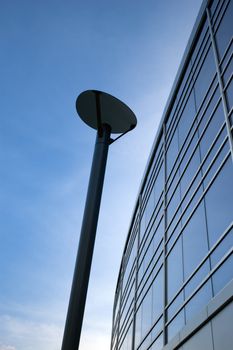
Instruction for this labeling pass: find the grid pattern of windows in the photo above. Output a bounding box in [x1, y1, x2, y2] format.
[111, 1, 233, 349]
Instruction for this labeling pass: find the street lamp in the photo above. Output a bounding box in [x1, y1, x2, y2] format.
[61, 90, 137, 350]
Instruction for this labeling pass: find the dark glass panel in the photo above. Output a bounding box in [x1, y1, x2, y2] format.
[212, 253, 233, 296]
[196, 76, 218, 127]
[181, 176, 203, 225]
[167, 169, 179, 202]
[199, 102, 225, 161]
[201, 127, 227, 183]
[166, 221, 182, 252]
[153, 218, 163, 253]
[178, 91, 196, 149]
[166, 62, 192, 137]
[145, 190, 155, 236]
[180, 147, 201, 198]
[167, 291, 184, 321]
[185, 280, 212, 322]
[167, 236, 183, 302]
[211, 227, 233, 267]
[185, 260, 210, 299]
[179, 133, 199, 176]
[222, 54, 233, 87]
[167, 309, 185, 342]
[204, 140, 230, 190]
[191, 19, 209, 66]
[194, 47, 216, 110]
[205, 156, 233, 248]
[154, 163, 164, 208]
[210, 0, 219, 20]
[143, 238, 154, 275]
[166, 129, 179, 177]
[182, 201, 209, 280]
[197, 83, 220, 134]
[152, 267, 163, 323]
[167, 184, 181, 226]
[226, 76, 233, 111]
[141, 286, 153, 339]
[215, 0, 233, 59]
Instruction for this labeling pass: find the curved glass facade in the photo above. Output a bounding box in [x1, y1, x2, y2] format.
[111, 1, 233, 349]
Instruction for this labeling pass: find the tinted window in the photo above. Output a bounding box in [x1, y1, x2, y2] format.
[185, 260, 210, 299]
[212, 253, 233, 296]
[183, 202, 209, 280]
[226, 78, 233, 111]
[166, 129, 179, 177]
[167, 309, 185, 342]
[141, 287, 153, 338]
[185, 280, 212, 322]
[167, 236, 183, 302]
[178, 91, 196, 148]
[215, 0, 233, 59]
[199, 102, 224, 160]
[211, 228, 233, 267]
[205, 156, 233, 247]
[194, 47, 216, 110]
[180, 147, 201, 198]
[152, 267, 163, 322]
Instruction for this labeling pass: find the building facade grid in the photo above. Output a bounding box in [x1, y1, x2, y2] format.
[111, 0, 233, 349]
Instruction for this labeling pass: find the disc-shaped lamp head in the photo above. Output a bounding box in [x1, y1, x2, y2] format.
[76, 90, 137, 134]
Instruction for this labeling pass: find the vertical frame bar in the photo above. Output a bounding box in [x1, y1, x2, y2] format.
[206, 6, 233, 160]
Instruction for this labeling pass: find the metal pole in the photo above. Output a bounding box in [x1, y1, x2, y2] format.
[61, 124, 111, 350]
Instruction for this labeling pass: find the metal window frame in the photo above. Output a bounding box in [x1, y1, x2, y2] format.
[166, 141, 230, 254]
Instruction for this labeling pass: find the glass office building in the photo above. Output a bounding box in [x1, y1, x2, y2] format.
[111, 0, 233, 349]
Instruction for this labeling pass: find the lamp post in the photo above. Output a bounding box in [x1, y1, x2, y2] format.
[61, 90, 137, 350]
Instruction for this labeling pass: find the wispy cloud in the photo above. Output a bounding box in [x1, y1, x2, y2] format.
[0, 315, 62, 350]
[0, 345, 16, 350]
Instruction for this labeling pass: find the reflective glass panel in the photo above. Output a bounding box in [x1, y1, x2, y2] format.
[205, 156, 233, 247]
[167, 236, 183, 302]
[215, 0, 233, 59]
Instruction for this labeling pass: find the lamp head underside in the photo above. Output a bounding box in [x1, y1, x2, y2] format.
[76, 90, 137, 134]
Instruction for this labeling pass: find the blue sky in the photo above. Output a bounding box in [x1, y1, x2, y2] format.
[0, 1, 202, 349]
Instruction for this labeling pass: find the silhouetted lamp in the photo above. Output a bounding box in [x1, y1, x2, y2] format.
[61, 90, 137, 350]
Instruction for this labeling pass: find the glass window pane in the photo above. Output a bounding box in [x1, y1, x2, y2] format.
[211, 228, 233, 267]
[194, 47, 216, 110]
[167, 236, 183, 302]
[180, 147, 201, 198]
[152, 267, 163, 323]
[166, 129, 179, 177]
[135, 307, 142, 348]
[185, 280, 212, 322]
[199, 102, 225, 160]
[151, 317, 163, 344]
[178, 91, 196, 148]
[222, 52, 233, 86]
[150, 334, 163, 350]
[142, 286, 153, 338]
[202, 137, 229, 189]
[212, 253, 233, 296]
[185, 260, 210, 299]
[182, 201, 209, 280]
[167, 184, 181, 226]
[167, 291, 184, 321]
[226, 76, 233, 111]
[215, 0, 233, 59]
[167, 309, 185, 342]
[205, 156, 233, 247]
